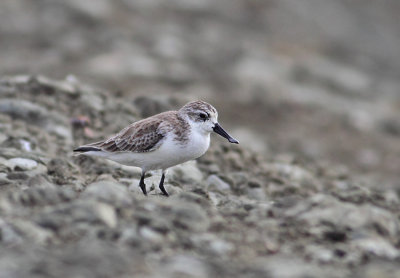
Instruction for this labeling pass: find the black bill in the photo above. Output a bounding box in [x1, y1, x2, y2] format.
[213, 123, 239, 144]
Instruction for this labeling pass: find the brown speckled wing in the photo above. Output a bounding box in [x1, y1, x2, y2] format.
[89, 117, 166, 153]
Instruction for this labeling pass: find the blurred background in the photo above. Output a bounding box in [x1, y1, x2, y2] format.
[1, 0, 399, 188]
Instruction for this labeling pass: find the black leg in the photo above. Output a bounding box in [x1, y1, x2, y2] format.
[159, 172, 169, 197]
[139, 172, 147, 195]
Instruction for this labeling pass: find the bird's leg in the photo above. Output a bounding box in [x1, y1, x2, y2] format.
[159, 171, 169, 197]
[139, 171, 147, 195]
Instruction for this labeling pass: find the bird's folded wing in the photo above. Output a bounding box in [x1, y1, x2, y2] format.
[88, 119, 165, 153]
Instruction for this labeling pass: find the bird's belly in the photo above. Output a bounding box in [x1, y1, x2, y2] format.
[85, 133, 210, 171]
[151, 134, 210, 170]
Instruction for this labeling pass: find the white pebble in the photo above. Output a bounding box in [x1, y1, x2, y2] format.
[6, 158, 38, 171]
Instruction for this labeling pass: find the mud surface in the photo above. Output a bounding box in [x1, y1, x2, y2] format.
[0, 1, 400, 278]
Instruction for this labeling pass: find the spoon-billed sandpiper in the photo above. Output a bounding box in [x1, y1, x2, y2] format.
[74, 100, 239, 196]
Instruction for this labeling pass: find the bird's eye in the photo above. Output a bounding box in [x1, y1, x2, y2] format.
[199, 113, 208, 120]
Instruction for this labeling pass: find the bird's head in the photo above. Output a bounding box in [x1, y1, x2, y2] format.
[179, 100, 239, 144]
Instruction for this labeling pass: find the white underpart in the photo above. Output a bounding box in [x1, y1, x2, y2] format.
[82, 123, 211, 172]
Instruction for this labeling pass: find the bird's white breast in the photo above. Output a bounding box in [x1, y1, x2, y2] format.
[152, 129, 210, 170]
[88, 128, 211, 171]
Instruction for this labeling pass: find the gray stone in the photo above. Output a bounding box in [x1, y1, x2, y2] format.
[192, 234, 234, 256]
[5, 158, 38, 171]
[27, 174, 56, 189]
[162, 255, 210, 278]
[267, 162, 319, 189]
[0, 99, 71, 141]
[82, 180, 132, 206]
[8, 186, 76, 206]
[287, 194, 399, 239]
[0, 218, 23, 245]
[95, 202, 118, 228]
[207, 174, 231, 192]
[246, 187, 268, 201]
[10, 219, 54, 244]
[352, 237, 399, 259]
[170, 161, 204, 184]
[139, 227, 164, 244]
[305, 245, 335, 263]
[161, 197, 210, 232]
[36, 200, 117, 230]
[257, 255, 348, 278]
[36, 75, 77, 95]
[0, 99, 49, 125]
[362, 262, 400, 278]
[0, 172, 11, 186]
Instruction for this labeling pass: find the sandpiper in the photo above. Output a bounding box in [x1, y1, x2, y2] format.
[74, 100, 239, 196]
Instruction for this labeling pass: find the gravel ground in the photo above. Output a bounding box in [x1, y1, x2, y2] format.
[0, 1, 399, 277]
[0, 76, 399, 278]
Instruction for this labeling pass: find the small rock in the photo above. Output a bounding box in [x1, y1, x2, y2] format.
[207, 174, 231, 192]
[82, 180, 132, 206]
[19, 139, 33, 152]
[0, 99, 48, 126]
[27, 174, 56, 189]
[246, 187, 268, 201]
[8, 187, 76, 206]
[267, 162, 318, 189]
[47, 158, 77, 184]
[163, 198, 210, 232]
[305, 245, 335, 263]
[6, 158, 38, 171]
[352, 237, 399, 259]
[286, 194, 400, 239]
[95, 202, 118, 228]
[363, 262, 400, 278]
[7, 172, 29, 180]
[170, 161, 204, 183]
[0, 218, 23, 245]
[259, 255, 345, 278]
[192, 234, 235, 256]
[36, 75, 77, 95]
[139, 227, 164, 244]
[209, 239, 234, 256]
[36, 200, 117, 230]
[162, 255, 210, 278]
[11, 220, 54, 244]
[0, 172, 11, 186]
[105, 159, 142, 177]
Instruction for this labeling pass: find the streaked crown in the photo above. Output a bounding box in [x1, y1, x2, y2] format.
[179, 101, 218, 123]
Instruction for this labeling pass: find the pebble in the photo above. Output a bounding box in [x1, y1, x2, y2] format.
[139, 227, 164, 244]
[36, 200, 117, 230]
[208, 238, 234, 256]
[207, 174, 231, 192]
[6, 158, 38, 171]
[170, 161, 204, 183]
[246, 187, 268, 201]
[163, 255, 210, 278]
[95, 202, 118, 228]
[82, 180, 132, 206]
[353, 237, 399, 259]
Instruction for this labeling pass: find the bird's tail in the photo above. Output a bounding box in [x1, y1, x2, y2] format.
[73, 146, 101, 153]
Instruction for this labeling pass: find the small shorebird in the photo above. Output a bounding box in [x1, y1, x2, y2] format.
[74, 100, 238, 196]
